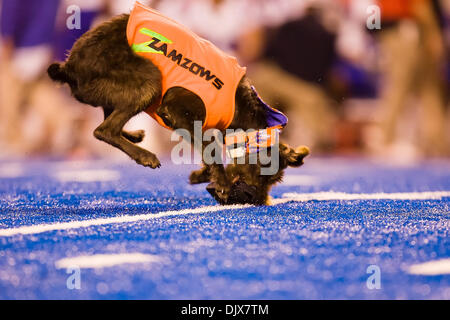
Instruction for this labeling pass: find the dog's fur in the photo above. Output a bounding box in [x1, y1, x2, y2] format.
[48, 14, 309, 205]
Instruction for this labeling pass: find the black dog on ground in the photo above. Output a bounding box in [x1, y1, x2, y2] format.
[47, 14, 309, 205]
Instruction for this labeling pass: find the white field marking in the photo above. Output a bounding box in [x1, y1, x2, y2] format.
[281, 191, 450, 202]
[408, 259, 450, 275]
[0, 204, 251, 237]
[54, 169, 120, 182]
[282, 175, 320, 186]
[55, 253, 161, 269]
[0, 191, 449, 238]
[0, 163, 24, 178]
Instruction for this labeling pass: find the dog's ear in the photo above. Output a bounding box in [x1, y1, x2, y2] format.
[47, 63, 69, 84]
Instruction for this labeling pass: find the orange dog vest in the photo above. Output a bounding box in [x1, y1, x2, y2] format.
[127, 2, 247, 130]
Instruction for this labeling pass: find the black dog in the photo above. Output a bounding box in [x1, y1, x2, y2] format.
[48, 13, 309, 205]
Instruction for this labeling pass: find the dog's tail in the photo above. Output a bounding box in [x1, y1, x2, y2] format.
[47, 62, 70, 84]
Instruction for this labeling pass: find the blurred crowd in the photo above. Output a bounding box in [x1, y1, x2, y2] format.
[0, 0, 449, 162]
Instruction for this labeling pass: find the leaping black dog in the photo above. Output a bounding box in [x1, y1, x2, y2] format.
[48, 3, 309, 205]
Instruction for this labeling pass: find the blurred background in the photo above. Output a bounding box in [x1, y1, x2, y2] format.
[0, 0, 449, 164]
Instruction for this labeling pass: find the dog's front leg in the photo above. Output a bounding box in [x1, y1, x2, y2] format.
[94, 109, 160, 168]
[189, 164, 211, 184]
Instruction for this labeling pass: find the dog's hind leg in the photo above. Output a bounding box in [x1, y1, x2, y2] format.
[95, 108, 161, 168]
[122, 130, 145, 143]
[102, 108, 145, 144]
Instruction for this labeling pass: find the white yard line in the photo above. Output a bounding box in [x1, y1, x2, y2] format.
[0, 163, 24, 178]
[281, 191, 450, 201]
[55, 253, 161, 269]
[0, 191, 449, 237]
[281, 175, 320, 186]
[0, 204, 250, 237]
[408, 259, 450, 275]
[54, 169, 121, 182]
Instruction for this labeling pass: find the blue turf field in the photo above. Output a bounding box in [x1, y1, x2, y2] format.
[0, 157, 449, 299]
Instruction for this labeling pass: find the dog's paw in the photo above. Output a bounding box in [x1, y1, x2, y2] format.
[189, 168, 210, 184]
[136, 153, 161, 169]
[283, 145, 310, 167]
[123, 130, 145, 143]
[296, 146, 310, 156]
